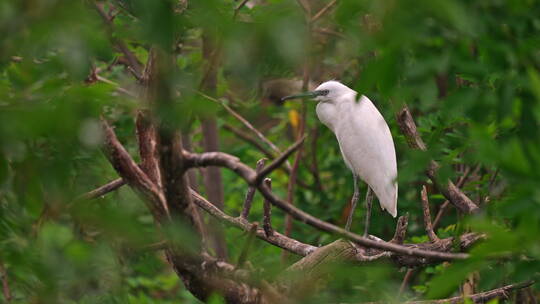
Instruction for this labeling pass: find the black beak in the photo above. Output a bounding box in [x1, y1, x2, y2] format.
[281, 90, 329, 102]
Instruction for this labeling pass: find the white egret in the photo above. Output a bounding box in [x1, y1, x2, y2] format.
[282, 81, 398, 235]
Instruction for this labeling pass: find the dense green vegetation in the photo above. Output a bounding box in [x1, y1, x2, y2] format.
[1, 0, 540, 303]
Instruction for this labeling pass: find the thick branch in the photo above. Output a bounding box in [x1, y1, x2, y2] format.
[426, 162, 479, 214]
[101, 119, 167, 218]
[80, 176, 481, 266]
[433, 166, 473, 229]
[136, 111, 163, 189]
[185, 150, 471, 261]
[281, 239, 357, 296]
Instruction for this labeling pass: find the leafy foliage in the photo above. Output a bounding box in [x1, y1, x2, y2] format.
[1, 0, 540, 303]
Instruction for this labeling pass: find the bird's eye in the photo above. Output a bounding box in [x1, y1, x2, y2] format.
[318, 89, 330, 96]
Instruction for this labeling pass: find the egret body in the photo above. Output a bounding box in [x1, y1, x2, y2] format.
[282, 81, 398, 235]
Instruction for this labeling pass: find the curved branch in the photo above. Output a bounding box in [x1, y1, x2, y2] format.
[191, 188, 316, 256]
[185, 150, 471, 261]
[256, 135, 306, 184]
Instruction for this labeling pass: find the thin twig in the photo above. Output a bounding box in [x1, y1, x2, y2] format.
[399, 268, 415, 296]
[76, 178, 125, 201]
[223, 123, 312, 190]
[256, 135, 307, 184]
[197, 92, 285, 158]
[421, 186, 439, 242]
[311, 0, 338, 23]
[233, 0, 250, 19]
[406, 280, 534, 304]
[223, 124, 275, 159]
[93, 3, 142, 74]
[96, 75, 138, 98]
[127, 66, 143, 82]
[262, 178, 274, 237]
[241, 159, 266, 219]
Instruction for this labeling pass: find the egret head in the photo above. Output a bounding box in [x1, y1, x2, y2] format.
[281, 80, 356, 103]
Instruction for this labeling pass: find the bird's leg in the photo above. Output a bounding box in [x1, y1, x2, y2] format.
[345, 174, 360, 231]
[363, 187, 374, 237]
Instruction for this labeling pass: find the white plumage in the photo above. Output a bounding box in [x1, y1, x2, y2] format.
[314, 81, 398, 217]
[282, 80, 398, 232]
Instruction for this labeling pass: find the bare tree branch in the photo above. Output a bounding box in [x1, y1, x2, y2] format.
[397, 106, 427, 150]
[405, 281, 534, 304]
[421, 186, 439, 242]
[399, 268, 415, 296]
[184, 150, 472, 261]
[198, 91, 292, 172]
[241, 159, 266, 219]
[136, 111, 163, 189]
[76, 177, 125, 201]
[191, 189, 316, 256]
[93, 3, 143, 75]
[262, 178, 274, 237]
[101, 119, 168, 218]
[397, 106, 479, 214]
[311, 0, 338, 23]
[223, 123, 312, 189]
[390, 215, 409, 244]
[233, 0, 251, 19]
[432, 166, 473, 229]
[223, 124, 275, 159]
[83, 144, 481, 266]
[80, 133, 304, 204]
[256, 135, 307, 184]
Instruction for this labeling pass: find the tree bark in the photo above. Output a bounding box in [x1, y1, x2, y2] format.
[200, 32, 228, 260]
